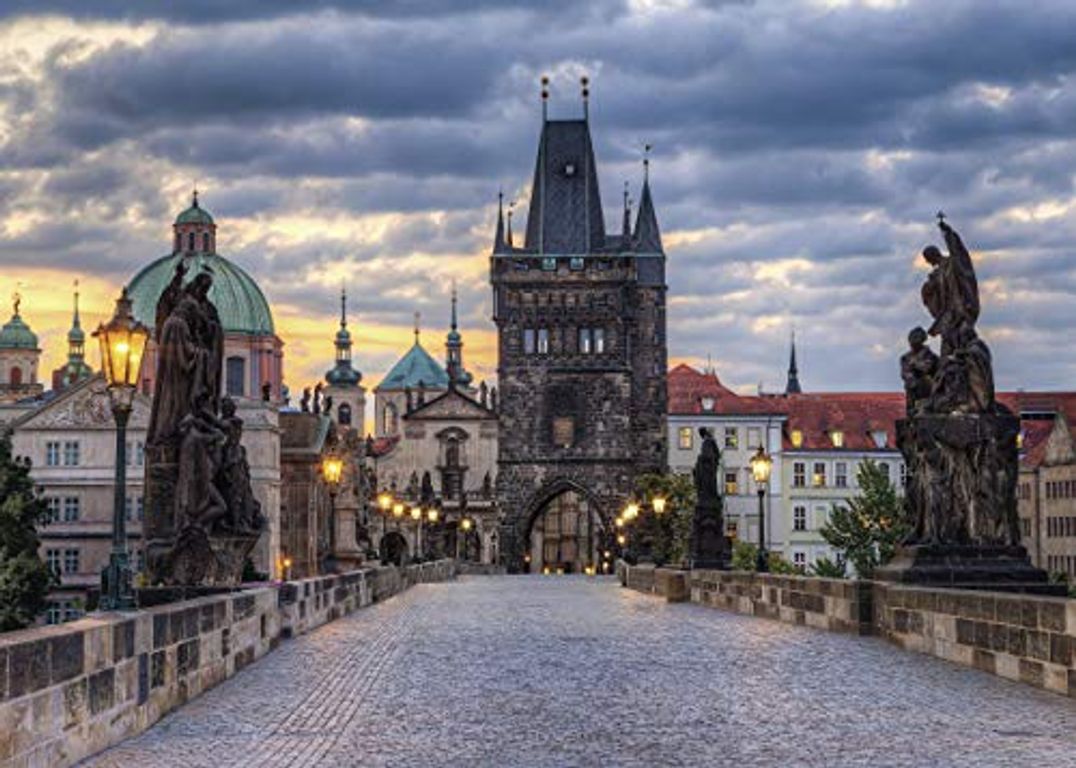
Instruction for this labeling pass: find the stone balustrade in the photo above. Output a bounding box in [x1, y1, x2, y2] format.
[619, 563, 1075, 698]
[0, 560, 456, 768]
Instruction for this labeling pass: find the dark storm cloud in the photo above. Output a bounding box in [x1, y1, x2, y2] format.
[2, 0, 1075, 390]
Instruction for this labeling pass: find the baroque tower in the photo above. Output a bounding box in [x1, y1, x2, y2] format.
[491, 80, 668, 573]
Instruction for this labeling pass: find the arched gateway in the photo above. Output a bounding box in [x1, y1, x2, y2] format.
[489, 91, 669, 571]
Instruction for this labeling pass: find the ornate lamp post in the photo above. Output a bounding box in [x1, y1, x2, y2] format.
[425, 506, 439, 559]
[94, 288, 149, 612]
[320, 453, 344, 572]
[750, 445, 773, 573]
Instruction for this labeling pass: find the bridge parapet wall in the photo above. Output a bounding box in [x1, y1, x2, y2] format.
[0, 560, 456, 768]
[621, 563, 1075, 698]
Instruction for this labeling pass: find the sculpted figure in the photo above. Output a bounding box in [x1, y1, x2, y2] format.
[174, 395, 227, 530]
[900, 326, 937, 415]
[922, 218, 979, 355]
[300, 387, 311, 413]
[693, 427, 720, 507]
[313, 382, 323, 415]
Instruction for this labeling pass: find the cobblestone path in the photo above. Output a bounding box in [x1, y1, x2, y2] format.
[85, 577, 1076, 768]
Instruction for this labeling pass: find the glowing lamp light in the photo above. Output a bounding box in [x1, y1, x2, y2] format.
[624, 502, 640, 521]
[321, 455, 344, 487]
[615, 517, 625, 529]
[392, 502, 405, 518]
[616, 534, 627, 546]
[378, 492, 393, 511]
[460, 518, 473, 532]
[283, 557, 293, 569]
[652, 497, 667, 515]
[750, 445, 773, 485]
[94, 288, 149, 409]
[411, 506, 422, 521]
[427, 508, 439, 524]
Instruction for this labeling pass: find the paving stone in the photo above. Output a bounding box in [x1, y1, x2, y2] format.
[86, 577, 1076, 768]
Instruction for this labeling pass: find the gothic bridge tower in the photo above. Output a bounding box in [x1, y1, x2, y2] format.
[491, 80, 668, 573]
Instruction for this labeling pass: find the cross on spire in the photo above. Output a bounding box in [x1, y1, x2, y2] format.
[414, 311, 421, 343]
[340, 284, 347, 328]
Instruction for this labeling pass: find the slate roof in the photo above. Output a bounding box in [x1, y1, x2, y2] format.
[667, 364, 783, 416]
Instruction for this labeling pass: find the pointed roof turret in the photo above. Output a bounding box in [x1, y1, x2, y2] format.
[621, 181, 632, 244]
[445, 282, 473, 389]
[493, 191, 508, 254]
[506, 202, 514, 248]
[325, 286, 362, 388]
[634, 148, 663, 254]
[785, 331, 803, 395]
[55, 281, 92, 390]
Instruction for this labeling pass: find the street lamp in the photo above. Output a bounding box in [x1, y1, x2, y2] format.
[750, 444, 773, 573]
[320, 453, 344, 572]
[94, 287, 149, 612]
[652, 496, 667, 515]
[377, 491, 392, 513]
[623, 501, 640, 522]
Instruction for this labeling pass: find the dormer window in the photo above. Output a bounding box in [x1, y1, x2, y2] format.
[700, 396, 715, 412]
[871, 430, 887, 449]
[790, 429, 804, 448]
[830, 430, 844, 448]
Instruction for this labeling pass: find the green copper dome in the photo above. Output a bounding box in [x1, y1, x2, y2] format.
[0, 312, 39, 350]
[127, 252, 275, 335]
[377, 341, 448, 391]
[175, 195, 215, 226]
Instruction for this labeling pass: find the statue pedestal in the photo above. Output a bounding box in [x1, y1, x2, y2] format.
[876, 545, 1065, 595]
[689, 502, 730, 570]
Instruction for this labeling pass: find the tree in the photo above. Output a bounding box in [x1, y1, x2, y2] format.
[809, 556, 847, 579]
[820, 459, 907, 578]
[632, 473, 695, 566]
[0, 432, 55, 630]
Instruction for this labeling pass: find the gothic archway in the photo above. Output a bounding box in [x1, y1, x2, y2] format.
[522, 481, 606, 575]
[380, 531, 408, 566]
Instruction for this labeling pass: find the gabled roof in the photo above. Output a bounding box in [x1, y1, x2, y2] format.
[12, 374, 151, 431]
[404, 386, 496, 422]
[376, 341, 448, 392]
[781, 393, 906, 451]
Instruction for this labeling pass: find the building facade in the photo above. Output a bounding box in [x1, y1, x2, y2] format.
[323, 288, 365, 433]
[492, 97, 668, 573]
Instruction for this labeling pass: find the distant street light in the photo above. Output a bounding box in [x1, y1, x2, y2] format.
[94, 288, 149, 612]
[750, 445, 774, 573]
[321, 453, 344, 573]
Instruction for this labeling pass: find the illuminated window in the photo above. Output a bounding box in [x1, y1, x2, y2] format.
[726, 519, 739, 539]
[790, 429, 804, 448]
[678, 427, 693, 450]
[593, 328, 606, 354]
[813, 462, 827, 487]
[724, 472, 738, 495]
[578, 328, 592, 354]
[830, 431, 844, 448]
[1017, 432, 1025, 450]
[724, 428, 738, 449]
[552, 417, 574, 448]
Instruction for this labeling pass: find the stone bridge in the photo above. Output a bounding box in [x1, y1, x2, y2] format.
[83, 576, 1076, 766]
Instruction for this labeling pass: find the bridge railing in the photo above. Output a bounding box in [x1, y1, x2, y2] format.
[0, 560, 456, 768]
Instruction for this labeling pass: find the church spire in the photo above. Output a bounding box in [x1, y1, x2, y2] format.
[506, 201, 515, 248]
[325, 285, 362, 388]
[622, 181, 632, 244]
[493, 190, 507, 254]
[785, 330, 802, 395]
[445, 281, 471, 388]
[634, 145, 663, 253]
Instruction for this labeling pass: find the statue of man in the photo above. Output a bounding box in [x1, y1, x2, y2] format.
[921, 219, 980, 355]
[693, 427, 721, 507]
[900, 326, 938, 415]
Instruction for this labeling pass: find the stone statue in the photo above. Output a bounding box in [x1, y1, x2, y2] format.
[323, 395, 333, 418]
[900, 327, 937, 416]
[482, 471, 492, 499]
[143, 267, 266, 587]
[313, 383, 323, 415]
[690, 427, 728, 569]
[479, 381, 489, 407]
[405, 386, 413, 413]
[879, 218, 1058, 592]
[420, 471, 435, 505]
[490, 386, 498, 412]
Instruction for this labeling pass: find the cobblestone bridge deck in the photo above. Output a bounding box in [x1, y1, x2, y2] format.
[85, 576, 1076, 767]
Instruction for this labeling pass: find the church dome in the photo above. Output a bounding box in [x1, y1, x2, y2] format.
[127, 252, 275, 335]
[0, 311, 38, 350]
[175, 200, 215, 226]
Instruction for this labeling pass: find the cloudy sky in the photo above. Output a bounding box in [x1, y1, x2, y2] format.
[1, 0, 1075, 399]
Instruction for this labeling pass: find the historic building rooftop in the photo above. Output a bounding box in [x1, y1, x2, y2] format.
[0, 296, 39, 350]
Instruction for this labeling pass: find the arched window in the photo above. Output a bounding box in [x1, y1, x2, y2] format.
[445, 437, 460, 468]
[338, 402, 352, 426]
[384, 403, 398, 435]
[226, 356, 245, 397]
[9, 366, 22, 386]
[203, 232, 211, 251]
[187, 232, 195, 251]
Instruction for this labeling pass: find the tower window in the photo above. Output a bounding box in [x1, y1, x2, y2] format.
[523, 329, 536, 355]
[593, 328, 606, 354]
[578, 328, 592, 354]
[552, 417, 574, 448]
[338, 403, 352, 426]
[542, 257, 556, 271]
[203, 232, 211, 251]
[188, 232, 195, 251]
[570, 257, 584, 271]
[9, 366, 21, 386]
[226, 356, 246, 397]
[537, 329, 549, 355]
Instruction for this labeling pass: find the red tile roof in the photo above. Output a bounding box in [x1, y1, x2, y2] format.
[666, 365, 1076, 462]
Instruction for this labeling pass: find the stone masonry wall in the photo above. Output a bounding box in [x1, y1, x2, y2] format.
[0, 560, 456, 768]
[620, 563, 1074, 698]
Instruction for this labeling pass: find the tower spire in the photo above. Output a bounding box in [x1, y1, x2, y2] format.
[72, 279, 81, 329]
[340, 284, 347, 328]
[414, 311, 421, 344]
[493, 190, 507, 253]
[581, 75, 589, 122]
[785, 329, 802, 395]
[634, 144, 663, 253]
[506, 201, 514, 248]
[451, 280, 458, 331]
[622, 181, 632, 243]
